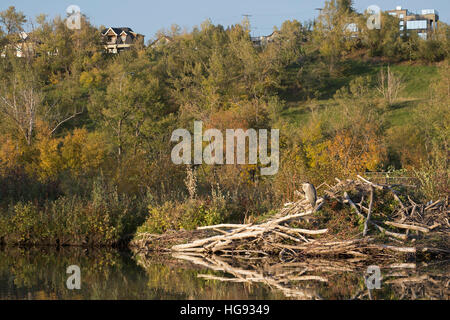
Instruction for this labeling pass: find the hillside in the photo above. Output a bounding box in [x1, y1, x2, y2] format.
[0, 3, 448, 245]
[280, 61, 439, 128]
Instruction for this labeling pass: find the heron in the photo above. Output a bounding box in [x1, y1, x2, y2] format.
[302, 182, 317, 208]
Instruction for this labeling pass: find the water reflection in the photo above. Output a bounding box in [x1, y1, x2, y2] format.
[0, 246, 150, 299]
[0, 246, 283, 300]
[0, 247, 448, 300]
[141, 253, 450, 300]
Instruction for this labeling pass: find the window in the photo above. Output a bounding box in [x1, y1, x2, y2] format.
[345, 23, 358, 33]
[418, 32, 427, 40]
[407, 20, 427, 30]
[399, 14, 404, 19]
[421, 9, 437, 15]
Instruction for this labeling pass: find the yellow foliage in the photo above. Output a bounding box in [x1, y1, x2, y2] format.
[327, 127, 385, 176]
[301, 120, 386, 181]
[239, 164, 258, 186]
[302, 121, 331, 174]
[49, 72, 61, 85]
[31, 128, 106, 181]
[0, 134, 24, 173]
[273, 144, 307, 202]
[79, 68, 102, 88]
[34, 134, 63, 181]
[61, 129, 106, 177]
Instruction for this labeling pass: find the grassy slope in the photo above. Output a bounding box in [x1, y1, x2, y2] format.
[385, 64, 438, 128]
[279, 61, 439, 129]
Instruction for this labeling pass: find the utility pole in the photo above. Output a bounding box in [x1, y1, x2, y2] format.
[315, 8, 323, 19]
[314, 8, 323, 25]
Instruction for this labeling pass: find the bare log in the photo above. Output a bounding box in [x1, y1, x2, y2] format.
[384, 221, 430, 233]
[276, 225, 328, 236]
[344, 192, 365, 219]
[370, 222, 408, 240]
[198, 223, 251, 230]
[371, 244, 416, 253]
[363, 186, 374, 237]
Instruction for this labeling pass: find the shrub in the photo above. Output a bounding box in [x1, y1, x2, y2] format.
[138, 196, 229, 234]
[0, 176, 149, 246]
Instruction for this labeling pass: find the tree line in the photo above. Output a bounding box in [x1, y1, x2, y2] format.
[0, 1, 448, 244]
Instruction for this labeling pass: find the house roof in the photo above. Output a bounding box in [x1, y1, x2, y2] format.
[150, 35, 173, 47]
[101, 27, 144, 46]
[102, 27, 135, 36]
[117, 34, 135, 45]
[19, 32, 28, 40]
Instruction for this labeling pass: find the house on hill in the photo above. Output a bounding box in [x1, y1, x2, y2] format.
[386, 6, 439, 39]
[251, 31, 280, 47]
[150, 35, 173, 48]
[1, 32, 39, 58]
[101, 27, 145, 53]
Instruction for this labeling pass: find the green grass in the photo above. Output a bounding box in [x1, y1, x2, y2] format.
[280, 100, 338, 127]
[385, 98, 423, 128]
[280, 102, 310, 125]
[390, 65, 438, 98]
[279, 60, 438, 128]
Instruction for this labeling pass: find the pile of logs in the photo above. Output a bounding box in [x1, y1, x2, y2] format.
[171, 176, 449, 260]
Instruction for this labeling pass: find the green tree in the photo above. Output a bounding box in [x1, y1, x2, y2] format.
[337, 0, 354, 13]
[89, 54, 166, 166]
[359, 12, 405, 60]
[312, 0, 356, 73]
[0, 6, 26, 35]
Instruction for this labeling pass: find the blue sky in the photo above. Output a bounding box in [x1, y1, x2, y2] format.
[2, 0, 448, 42]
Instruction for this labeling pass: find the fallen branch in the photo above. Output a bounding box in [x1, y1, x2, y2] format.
[384, 221, 430, 233]
[363, 186, 374, 237]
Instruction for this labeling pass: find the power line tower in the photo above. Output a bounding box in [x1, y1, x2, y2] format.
[242, 14, 252, 33]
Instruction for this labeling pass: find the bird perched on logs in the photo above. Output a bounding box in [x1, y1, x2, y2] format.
[302, 182, 317, 208]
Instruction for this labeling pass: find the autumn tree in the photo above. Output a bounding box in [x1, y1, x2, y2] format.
[358, 12, 404, 59]
[312, 0, 357, 74]
[337, 0, 354, 13]
[0, 6, 26, 35]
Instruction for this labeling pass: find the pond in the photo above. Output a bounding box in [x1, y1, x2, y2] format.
[0, 247, 448, 300]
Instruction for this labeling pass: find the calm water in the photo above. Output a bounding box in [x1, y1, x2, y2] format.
[0, 246, 448, 300]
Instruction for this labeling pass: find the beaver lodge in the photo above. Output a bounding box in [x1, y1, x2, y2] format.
[132, 175, 449, 262]
[130, 176, 449, 299]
